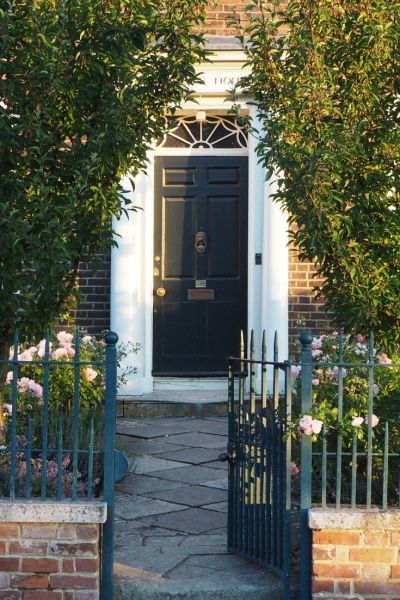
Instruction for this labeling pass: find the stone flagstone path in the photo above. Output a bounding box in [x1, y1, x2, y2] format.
[113, 416, 284, 599]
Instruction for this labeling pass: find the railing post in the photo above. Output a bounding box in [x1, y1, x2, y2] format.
[101, 331, 118, 600]
[300, 332, 313, 599]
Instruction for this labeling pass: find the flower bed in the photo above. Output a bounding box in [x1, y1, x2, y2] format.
[0, 331, 138, 498]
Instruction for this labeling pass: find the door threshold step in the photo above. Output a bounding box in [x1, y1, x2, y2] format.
[117, 392, 227, 418]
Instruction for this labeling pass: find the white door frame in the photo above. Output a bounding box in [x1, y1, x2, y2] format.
[111, 63, 288, 395]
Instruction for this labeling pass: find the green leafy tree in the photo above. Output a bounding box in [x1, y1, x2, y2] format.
[238, 0, 400, 348]
[0, 0, 206, 347]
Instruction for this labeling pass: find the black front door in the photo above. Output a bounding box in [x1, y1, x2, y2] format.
[153, 156, 248, 375]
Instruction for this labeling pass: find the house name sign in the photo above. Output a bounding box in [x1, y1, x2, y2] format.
[194, 63, 251, 95]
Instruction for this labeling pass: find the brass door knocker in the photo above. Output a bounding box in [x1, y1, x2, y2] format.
[195, 231, 207, 254]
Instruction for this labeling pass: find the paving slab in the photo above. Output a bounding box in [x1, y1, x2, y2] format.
[132, 456, 188, 474]
[115, 546, 185, 575]
[195, 421, 228, 435]
[203, 478, 229, 490]
[142, 533, 227, 555]
[117, 437, 187, 456]
[116, 474, 189, 495]
[136, 507, 227, 534]
[158, 431, 228, 449]
[147, 465, 224, 485]
[203, 501, 228, 513]
[142, 485, 227, 507]
[115, 494, 184, 520]
[201, 460, 228, 470]
[153, 447, 221, 464]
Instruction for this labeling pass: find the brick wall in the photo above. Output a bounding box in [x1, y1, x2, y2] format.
[288, 246, 335, 356]
[72, 252, 111, 336]
[0, 523, 100, 600]
[205, 0, 252, 36]
[310, 509, 400, 599]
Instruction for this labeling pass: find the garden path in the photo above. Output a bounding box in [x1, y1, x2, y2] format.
[113, 416, 284, 599]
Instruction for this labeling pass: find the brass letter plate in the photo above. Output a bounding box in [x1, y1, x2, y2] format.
[188, 289, 214, 301]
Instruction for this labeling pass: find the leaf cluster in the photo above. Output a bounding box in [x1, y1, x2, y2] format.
[239, 0, 400, 349]
[0, 0, 207, 343]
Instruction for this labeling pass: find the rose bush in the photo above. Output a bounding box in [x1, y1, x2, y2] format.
[0, 330, 139, 497]
[3, 330, 139, 420]
[292, 332, 400, 451]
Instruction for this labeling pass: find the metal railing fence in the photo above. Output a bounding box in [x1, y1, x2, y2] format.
[0, 329, 118, 599]
[226, 330, 400, 600]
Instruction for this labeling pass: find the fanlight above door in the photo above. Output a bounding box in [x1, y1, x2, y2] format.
[159, 115, 248, 149]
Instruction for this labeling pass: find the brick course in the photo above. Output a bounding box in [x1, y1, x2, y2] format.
[0, 523, 100, 599]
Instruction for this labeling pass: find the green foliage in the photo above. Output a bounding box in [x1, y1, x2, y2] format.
[291, 332, 400, 504]
[238, 0, 400, 349]
[0, 0, 207, 344]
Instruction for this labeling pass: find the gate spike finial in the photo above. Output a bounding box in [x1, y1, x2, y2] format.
[240, 330, 245, 360]
[262, 330, 266, 362]
[274, 330, 278, 361]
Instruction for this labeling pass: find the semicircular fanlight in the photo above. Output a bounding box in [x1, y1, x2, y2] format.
[159, 115, 248, 149]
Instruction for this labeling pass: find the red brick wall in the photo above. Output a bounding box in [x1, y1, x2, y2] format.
[205, 0, 252, 35]
[289, 246, 334, 356]
[310, 510, 400, 599]
[0, 522, 100, 599]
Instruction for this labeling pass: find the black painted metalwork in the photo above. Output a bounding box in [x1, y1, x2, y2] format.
[226, 330, 297, 599]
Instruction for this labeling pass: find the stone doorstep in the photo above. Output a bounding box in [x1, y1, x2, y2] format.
[117, 400, 228, 419]
[0, 500, 107, 523]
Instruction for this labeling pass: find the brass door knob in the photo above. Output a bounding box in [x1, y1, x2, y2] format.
[156, 287, 166, 297]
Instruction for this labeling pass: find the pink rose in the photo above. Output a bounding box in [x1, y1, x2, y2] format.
[299, 415, 313, 435]
[84, 367, 98, 382]
[378, 353, 392, 365]
[82, 336, 92, 344]
[312, 349, 322, 358]
[18, 377, 31, 393]
[291, 365, 302, 378]
[3, 404, 12, 415]
[364, 414, 379, 428]
[52, 347, 67, 359]
[312, 378, 320, 386]
[57, 331, 73, 346]
[37, 340, 52, 358]
[6, 371, 13, 384]
[64, 344, 75, 358]
[29, 382, 43, 399]
[290, 462, 300, 476]
[351, 416, 364, 427]
[311, 419, 323, 434]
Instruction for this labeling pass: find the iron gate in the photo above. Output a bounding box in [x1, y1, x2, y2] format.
[221, 332, 301, 599]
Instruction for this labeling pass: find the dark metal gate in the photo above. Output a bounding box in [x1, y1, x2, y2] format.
[222, 331, 300, 599]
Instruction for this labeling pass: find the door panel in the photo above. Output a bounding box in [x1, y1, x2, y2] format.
[207, 196, 239, 278]
[164, 197, 195, 278]
[153, 156, 248, 375]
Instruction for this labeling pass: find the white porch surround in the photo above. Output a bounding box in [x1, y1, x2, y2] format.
[111, 50, 289, 395]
